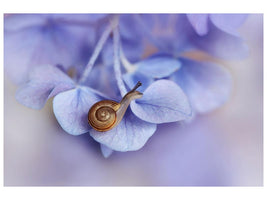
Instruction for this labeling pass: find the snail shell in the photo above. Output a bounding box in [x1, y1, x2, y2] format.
[88, 81, 143, 132]
[88, 100, 120, 132]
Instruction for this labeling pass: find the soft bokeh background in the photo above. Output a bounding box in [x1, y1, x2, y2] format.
[4, 14, 263, 186]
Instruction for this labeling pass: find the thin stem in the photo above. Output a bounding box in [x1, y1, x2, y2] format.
[78, 15, 119, 84]
[113, 26, 128, 97]
[120, 46, 136, 73]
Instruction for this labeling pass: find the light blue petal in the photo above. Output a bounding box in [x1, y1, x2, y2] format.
[118, 14, 145, 63]
[53, 14, 108, 23]
[210, 14, 248, 36]
[4, 14, 47, 32]
[137, 14, 193, 53]
[90, 110, 157, 152]
[191, 21, 249, 59]
[4, 27, 44, 84]
[53, 86, 102, 135]
[135, 55, 181, 78]
[171, 58, 232, 113]
[100, 144, 113, 158]
[187, 14, 209, 36]
[15, 64, 75, 109]
[131, 80, 192, 123]
[4, 14, 89, 84]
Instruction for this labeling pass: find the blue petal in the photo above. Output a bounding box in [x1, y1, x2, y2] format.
[118, 14, 146, 63]
[135, 55, 181, 78]
[4, 14, 47, 32]
[187, 14, 209, 36]
[210, 14, 248, 36]
[16, 64, 75, 109]
[100, 144, 113, 158]
[5, 27, 44, 84]
[191, 21, 249, 59]
[131, 80, 192, 123]
[171, 58, 232, 113]
[4, 14, 89, 84]
[90, 109, 157, 152]
[119, 14, 145, 40]
[157, 14, 194, 53]
[53, 86, 103, 135]
[53, 14, 108, 23]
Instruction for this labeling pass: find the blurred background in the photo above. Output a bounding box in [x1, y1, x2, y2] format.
[4, 14, 263, 186]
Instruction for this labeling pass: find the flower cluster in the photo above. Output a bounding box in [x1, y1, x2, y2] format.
[4, 14, 248, 157]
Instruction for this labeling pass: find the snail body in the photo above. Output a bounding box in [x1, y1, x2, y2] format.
[88, 82, 143, 132]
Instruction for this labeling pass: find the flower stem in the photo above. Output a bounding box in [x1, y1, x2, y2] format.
[120, 46, 137, 73]
[113, 26, 128, 97]
[78, 15, 119, 84]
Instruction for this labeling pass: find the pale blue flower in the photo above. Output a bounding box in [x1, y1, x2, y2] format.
[6, 14, 248, 157]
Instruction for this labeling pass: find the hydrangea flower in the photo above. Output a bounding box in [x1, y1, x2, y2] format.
[12, 16, 192, 157]
[186, 14, 249, 59]
[123, 54, 232, 117]
[4, 14, 108, 84]
[132, 14, 248, 59]
[5, 14, 248, 157]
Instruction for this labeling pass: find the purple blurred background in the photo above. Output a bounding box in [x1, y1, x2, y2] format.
[4, 14, 263, 186]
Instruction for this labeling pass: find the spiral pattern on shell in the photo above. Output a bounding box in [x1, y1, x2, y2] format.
[88, 100, 119, 132]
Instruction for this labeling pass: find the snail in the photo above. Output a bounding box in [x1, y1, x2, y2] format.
[88, 81, 143, 132]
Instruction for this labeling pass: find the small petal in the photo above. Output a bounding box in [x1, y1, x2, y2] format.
[171, 58, 232, 113]
[90, 110, 157, 152]
[4, 14, 46, 32]
[100, 144, 113, 158]
[4, 14, 89, 84]
[53, 86, 103, 135]
[118, 14, 145, 63]
[54, 14, 108, 23]
[119, 14, 145, 40]
[131, 80, 192, 123]
[191, 22, 249, 59]
[16, 64, 75, 109]
[187, 14, 209, 36]
[140, 14, 193, 53]
[135, 55, 181, 79]
[210, 14, 248, 36]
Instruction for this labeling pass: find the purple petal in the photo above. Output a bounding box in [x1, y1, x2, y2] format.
[90, 110, 157, 152]
[100, 144, 113, 158]
[119, 14, 145, 40]
[53, 86, 102, 135]
[119, 15, 146, 63]
[4, 14, 47, 31]
[135, 14, 193, 53]
[131, 80, 192, 123]
[135, 55, 181, 78]
[191, 21, 249, 59]
[16, 64, 75, 109]
[53, 14, 108, 23]
[171, 58, 232, 113]
[187, 14, 209, 36]
[210, 14, 248, 36]
[4, 14, 89, 84]
[5, 28, 43, 84]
